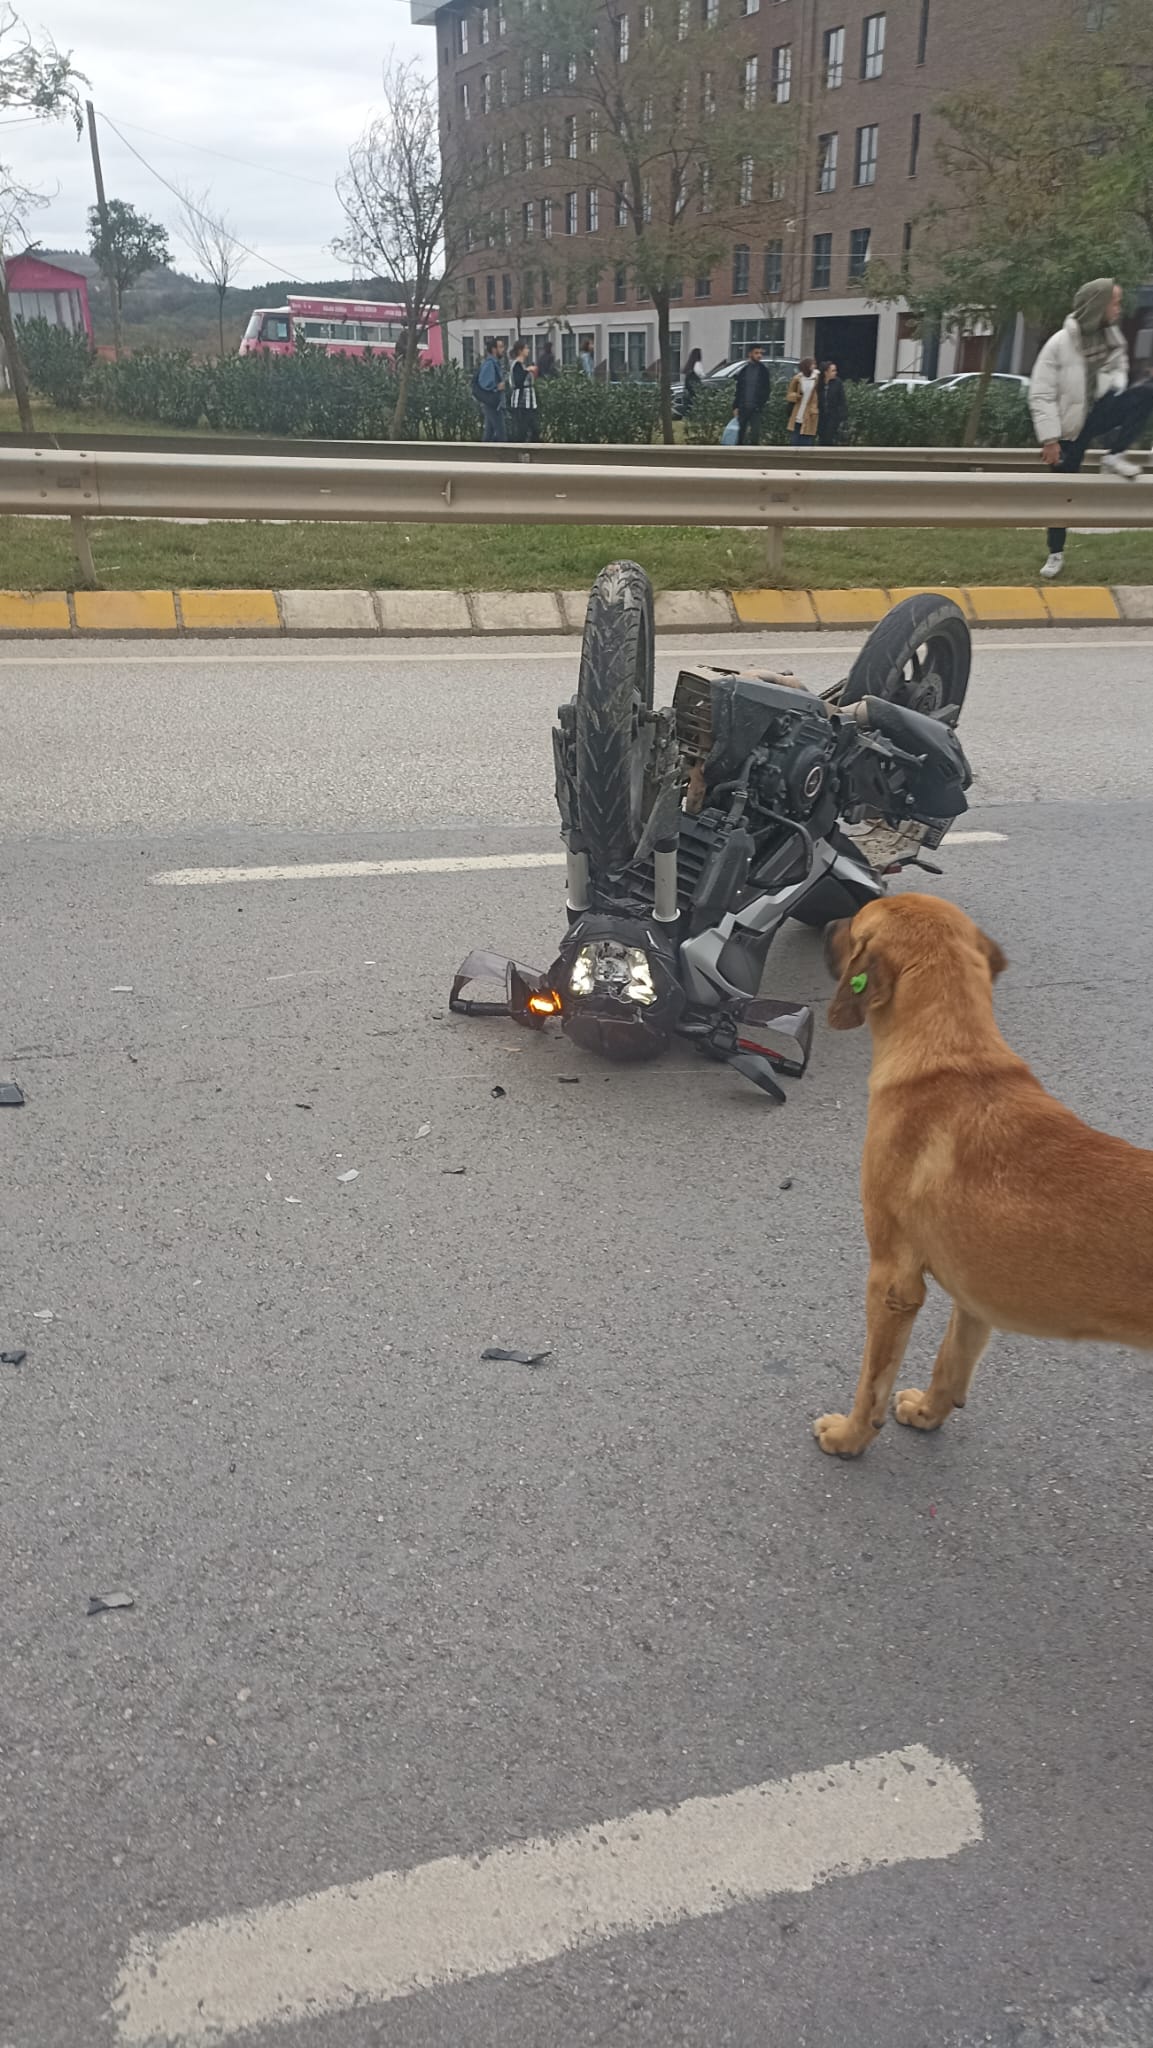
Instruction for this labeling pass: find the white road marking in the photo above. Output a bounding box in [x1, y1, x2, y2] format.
[1, 638, 1152, 665]
[149, 832, 1005, 888]
[111, 1743, 982, 2045]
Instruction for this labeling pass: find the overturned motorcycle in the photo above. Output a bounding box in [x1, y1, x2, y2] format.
[451, 562, 973, 1100]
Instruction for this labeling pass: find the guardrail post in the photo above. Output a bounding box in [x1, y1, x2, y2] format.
[764, 524, 785, 580]
[70, 515, 99, 588]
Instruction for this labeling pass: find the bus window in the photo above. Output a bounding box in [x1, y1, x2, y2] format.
[260, 314, 291, 343]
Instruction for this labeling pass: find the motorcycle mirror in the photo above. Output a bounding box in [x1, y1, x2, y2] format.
[735, 998, 815, 1080]
[449, 950, 557, 1024]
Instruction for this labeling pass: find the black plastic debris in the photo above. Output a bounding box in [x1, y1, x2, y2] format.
[491, 1085, 507, 1099]
[0, 1082, 25, 1108]
[0, 1349, 26, 1367]
[779, 1177, 794, 1191]
[442, 1167, 467, 1176]
[482, 1346, 551, 1367]
[87, 1591, 135, 1615]
[558, 1076, 581, 1085]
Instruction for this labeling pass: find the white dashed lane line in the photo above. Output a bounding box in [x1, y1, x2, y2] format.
[112, 1744, 983, 2045]
[149, 832, 1007, 887]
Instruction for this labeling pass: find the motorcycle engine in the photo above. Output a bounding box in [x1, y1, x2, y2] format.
[672, 668, 839, 832]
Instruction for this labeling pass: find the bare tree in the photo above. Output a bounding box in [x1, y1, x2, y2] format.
[176, 185, 244, 357]
[335, 58, 457, 435]
[0, 4, 85, 432]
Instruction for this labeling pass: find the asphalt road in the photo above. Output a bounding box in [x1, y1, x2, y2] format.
[3, 627, 1153, 2048]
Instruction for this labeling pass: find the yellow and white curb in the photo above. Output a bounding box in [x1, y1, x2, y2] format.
[0, 583, 1145, 638]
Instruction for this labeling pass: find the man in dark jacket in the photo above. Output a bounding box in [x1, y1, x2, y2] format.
[734, 343, 771, 444]
[817, 360, 848, 446]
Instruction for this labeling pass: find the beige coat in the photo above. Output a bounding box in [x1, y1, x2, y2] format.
[787, 372, 820, 436]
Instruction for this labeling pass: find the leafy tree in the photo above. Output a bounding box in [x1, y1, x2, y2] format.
[0, 3, 85, 432]
[87, 198, 170, 317]
[459, 0, 793, 441]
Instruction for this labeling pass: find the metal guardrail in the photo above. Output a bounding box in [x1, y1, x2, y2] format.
[0, 429, 1106, 472]
[2, 444, 1149, 581]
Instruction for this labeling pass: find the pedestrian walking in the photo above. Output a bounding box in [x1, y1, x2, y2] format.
[509, 339, 540, 441]
[537, 337, 558, 379]
[787, 357, 820, 446]
[733, 342, 771, 445]
[817, 359, 847, 447]
[1029, 276, 1153, 579]
[474, 337, 507, 442]
[578, 337, 595, 377]
[682, 347, 703, 417]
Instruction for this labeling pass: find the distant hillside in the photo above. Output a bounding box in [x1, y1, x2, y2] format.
[40, 250, 403, 355]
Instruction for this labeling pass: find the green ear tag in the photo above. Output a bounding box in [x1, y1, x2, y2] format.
[850, 972, 868, 995]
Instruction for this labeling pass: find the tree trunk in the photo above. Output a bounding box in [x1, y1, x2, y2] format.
[962, 326, 1006, 447]
[655, 291, 674, 446]
[0, 260, 35, 434]
[217, 289, 226, 360]
[392, 325, 419, 437]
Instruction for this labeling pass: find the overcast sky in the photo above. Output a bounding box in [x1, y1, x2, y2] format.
[4, 1, 433, 282]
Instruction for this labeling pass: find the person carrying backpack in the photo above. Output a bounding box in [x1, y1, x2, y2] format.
[473, 338, 507, 442]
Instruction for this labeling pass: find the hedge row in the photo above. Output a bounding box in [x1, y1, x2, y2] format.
[16, 319, 1033, 447]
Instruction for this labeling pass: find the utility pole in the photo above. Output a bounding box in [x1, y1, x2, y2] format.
[86, 100, 122, 358]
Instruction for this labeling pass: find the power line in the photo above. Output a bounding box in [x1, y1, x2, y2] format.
[103, 113, 335, 191]
[96, 112, 315, 281]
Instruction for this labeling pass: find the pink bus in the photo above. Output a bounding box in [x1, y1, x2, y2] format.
[239, 295, 443, 365]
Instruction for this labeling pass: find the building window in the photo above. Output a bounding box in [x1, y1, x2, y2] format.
[542, 124, 552, 165]
[566, 114, 578, 156]
[642, 181, 652, 222]
[743, 55, 758, 107]
[848, 226, 871, 279]
[742, 0, 760, 13]
[543, 197, 554, 237]
[678, 0, 689, 34]
[609, 332, 626, 379]
[917, 0, 929, 62]
[701, 162, 712, 212]
[523, 199, 535, 237]
[772, 45, 791, 102]
[642, 95, 653, 131]
[498, 66, 508, 104]
[457, 14, 469, 55]
[614, 264, 627, 302]
[855, 123, 878, 186]
[695, 272, 711, 298]
[541, 268, 551, 304]
[588, 115, 599, 152]
[466, 274, 476, 303]
[702, 71, 716, 116]
[731, 316, 785, 357]
[465, 223, 476, 253]
[523, 129, 534, 171]
[586, 186, 599, 231]
[908, 111, 921, 176]
[732, 243, 750, 294]
[616, 186, 628, 227]
[642, 2, 654, 29]
[479, 4, 490, 41]
[459, 81, 471, 120]
[737, 155, 753, 205]
[823, 25, 844, 88]
[565, 188, 578, 234]
[861, 13, 885, 78]
[462, 336, 476, 373]
[617, 13, 629, 60]
[703, 0, 718, 24]
[481, 140, 494, 178]
[540, 50, 550, 90]
[523, 270, 535, 309]
[567, 54, 578, 82]
[811, 233, 832, 290]
[587, 274, 600, 305]
[502, 272, 513, 310]
[902, 219, 913, 258]
[522, 55, 533, 97]
[763, 240, 782, 296]
[768, 162, 785, 199]
[501, 205, 509, 244]
[817, 132, 838, 192]
[497, 1, 506, 32]
[485, 273, 496, 311]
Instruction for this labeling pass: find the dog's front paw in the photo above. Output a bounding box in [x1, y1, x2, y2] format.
[812, 1412, 873, 1458]
[894, 1387, 943, 1431]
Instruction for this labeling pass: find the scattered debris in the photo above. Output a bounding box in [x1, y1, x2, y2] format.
[0, 1082, 25, 1108]
[336, 1169, 359, 1183]
[481, 1345, 552, 1368]
[31, 1310, 54, 1322]
[779, 1177, 794, 1191]
[0, 1349, 27, 1367]
[294, 1102, 313, 1110]
[265, 1172, 273, 1183]
[430, 1009, 445, 1021]
[111, 986, 134, 994]
[491, 1085, 507, 1099]
[557, 1076, 580, 1085]
[87, 1591, 135, 1615]
[285, 1196, 302, 1205]
[417, 1123, 432, 1138]
[442, 1167, 467, 1176]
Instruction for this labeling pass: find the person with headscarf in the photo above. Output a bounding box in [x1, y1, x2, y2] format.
[1028, 277, 1153, 579]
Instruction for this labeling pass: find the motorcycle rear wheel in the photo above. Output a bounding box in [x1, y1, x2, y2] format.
[837, 593, 971, 718]
[574, 560, 655, 875]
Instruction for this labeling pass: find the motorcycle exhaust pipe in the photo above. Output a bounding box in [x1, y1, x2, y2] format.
[566, 848, 590, 914]
[653, 839, 679, 924]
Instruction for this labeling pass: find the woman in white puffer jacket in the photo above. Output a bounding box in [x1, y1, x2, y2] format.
[1028, 277, 1153, 579]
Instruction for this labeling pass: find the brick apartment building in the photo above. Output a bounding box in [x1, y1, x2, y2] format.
[411, 0, 1087, 380]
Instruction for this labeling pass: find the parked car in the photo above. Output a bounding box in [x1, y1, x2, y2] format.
[931, 371, 1031, 396]
[672, 355, 800, 419]
[878, 373, 932, 391]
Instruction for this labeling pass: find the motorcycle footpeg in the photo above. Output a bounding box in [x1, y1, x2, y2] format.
[726, 1051, 787, 1102]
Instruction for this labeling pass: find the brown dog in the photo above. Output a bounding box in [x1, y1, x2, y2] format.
[813, 893, 1153, 1458]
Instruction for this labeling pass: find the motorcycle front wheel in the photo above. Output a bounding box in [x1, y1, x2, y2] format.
[574, 559, 655, 876]
[837, 592, 971, 718]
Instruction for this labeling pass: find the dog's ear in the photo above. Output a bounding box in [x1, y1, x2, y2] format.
[827, 938, 895, 1030]
[977, 928, 1008, 979]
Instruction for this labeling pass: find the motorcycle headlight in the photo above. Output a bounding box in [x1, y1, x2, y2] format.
[569, 940, 657, 1007]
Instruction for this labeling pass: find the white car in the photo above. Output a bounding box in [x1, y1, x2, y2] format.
[932, 372, 1031, 396]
